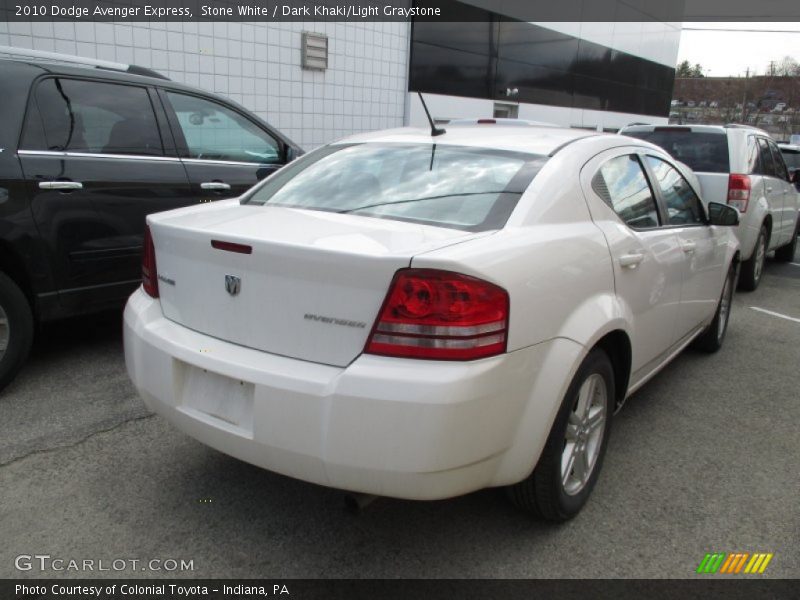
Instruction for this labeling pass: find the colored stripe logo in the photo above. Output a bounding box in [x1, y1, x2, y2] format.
[697, 552, 773, 574]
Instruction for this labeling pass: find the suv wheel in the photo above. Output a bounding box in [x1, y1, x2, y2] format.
[739, 225, 767, 291]
[0, 272, 34, 393]
[506, 349, 614, 521]
[774, 220, 798, 263]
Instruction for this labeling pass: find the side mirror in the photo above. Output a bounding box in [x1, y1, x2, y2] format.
[285, 146, 301, 163]
[790, 169, 799, 185]
[707, 202, 739, 226]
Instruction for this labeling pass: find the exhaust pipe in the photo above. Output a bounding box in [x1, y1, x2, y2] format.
[344, 493, 378, 513]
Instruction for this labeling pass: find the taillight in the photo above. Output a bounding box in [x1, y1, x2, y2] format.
[365, 269, 509, 360]
[142, 225, 159, 298]
[727, 174, 751, 212]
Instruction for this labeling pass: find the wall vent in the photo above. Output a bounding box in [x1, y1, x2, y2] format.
[301, 32, 328, 71]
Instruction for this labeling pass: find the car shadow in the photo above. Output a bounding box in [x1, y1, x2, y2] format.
[30, 309, 124, 358]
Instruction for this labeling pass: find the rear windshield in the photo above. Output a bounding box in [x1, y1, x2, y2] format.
[243, 143, 547, 232]
[623, 130, 730, 173]
[781, 148, 800, 170]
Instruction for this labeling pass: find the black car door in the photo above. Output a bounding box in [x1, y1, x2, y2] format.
[157, 89, 288, 202]
[17, 76, 194, 312]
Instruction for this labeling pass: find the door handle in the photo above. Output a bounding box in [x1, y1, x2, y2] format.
[200, 182, 232, 191]
[680, 240, 697, 253]
[766, 186, 773, 192]
[39, 181, 83, 190]
[619, 252, 645, 268]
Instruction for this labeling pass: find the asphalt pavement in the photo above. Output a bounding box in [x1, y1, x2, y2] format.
[1, 253, 798, 579]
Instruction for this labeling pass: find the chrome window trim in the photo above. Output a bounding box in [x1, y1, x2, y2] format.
[181, 158, 279, 167]
[16, 150, 278, 168]
[17, 149, 181, 162]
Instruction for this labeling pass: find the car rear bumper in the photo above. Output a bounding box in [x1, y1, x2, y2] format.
[124, 288, 574, 500]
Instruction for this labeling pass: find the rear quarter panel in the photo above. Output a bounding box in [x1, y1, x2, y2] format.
[410, 148, 620, 355]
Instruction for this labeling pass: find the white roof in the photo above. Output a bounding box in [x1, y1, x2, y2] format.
[332, 125, 597, 156]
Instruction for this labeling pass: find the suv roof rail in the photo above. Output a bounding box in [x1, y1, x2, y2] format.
[723, 123, 765, 131]
[0, 45, 169, 80]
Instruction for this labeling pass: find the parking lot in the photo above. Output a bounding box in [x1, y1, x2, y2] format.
[1, 254, 798, 579]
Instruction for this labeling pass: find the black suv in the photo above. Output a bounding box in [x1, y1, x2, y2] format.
[0, 51, 302, 391]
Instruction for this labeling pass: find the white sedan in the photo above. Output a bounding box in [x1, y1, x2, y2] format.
[124, 124, 740, 521]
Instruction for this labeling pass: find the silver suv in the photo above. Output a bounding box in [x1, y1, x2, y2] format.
[619, 125, 800, 290]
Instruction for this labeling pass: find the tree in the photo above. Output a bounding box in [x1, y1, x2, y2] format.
[777, 56, 800, 77]
[676, 60, 705, 78]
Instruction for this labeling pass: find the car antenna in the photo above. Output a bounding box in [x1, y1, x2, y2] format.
[418, 92, 446, 137]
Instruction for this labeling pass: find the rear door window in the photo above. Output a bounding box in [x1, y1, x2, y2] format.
[756, 138, 778, 178]
[645, 156, 705, 226]
[768, 141, 790, 181]
[23, 78, 164, 156]
[592, 154, 660, 229]
[623, 129, 730, 173]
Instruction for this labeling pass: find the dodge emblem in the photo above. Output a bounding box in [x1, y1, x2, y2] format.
[225, 275, 241, 296]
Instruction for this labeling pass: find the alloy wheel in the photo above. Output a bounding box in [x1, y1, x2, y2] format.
[561, 373, 607, 496]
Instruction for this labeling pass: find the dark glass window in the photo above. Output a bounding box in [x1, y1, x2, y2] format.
[592, 155, 660, 229]
[19, 100, 47, 150]
[28, 78, 163, 155]
[645, 156, 705, 226]
[409, 13, 675, 118]
[413, 16, 495, 56]
[767, 140, 790, 181]
[623, 130, 730, 173]
[409, 42, 495, 101]
[245, 143, 547, 232]
[745, 136, 761, 174]
[497, 22, 578, 72]
[781, 148, 800, 170]
[166, 92, 280, 164]
[756, 137, 778, 178]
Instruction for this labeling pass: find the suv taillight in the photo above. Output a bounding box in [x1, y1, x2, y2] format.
[142, 225, 159, 298]
[727, 174, 751, 212]
[365, 269, 509, 360]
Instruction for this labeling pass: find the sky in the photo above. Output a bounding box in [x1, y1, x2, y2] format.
[677, 22, 800, 77]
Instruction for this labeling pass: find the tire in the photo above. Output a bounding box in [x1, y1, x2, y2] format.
[0, 272, 34, 393]
[693, 262, 736, 353]
[506, 349, 614, 522]
[738, 224, 767, 291]
[774, 220, 798, 263]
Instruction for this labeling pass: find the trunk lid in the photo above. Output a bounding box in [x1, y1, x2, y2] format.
[149, 202, 491, 366]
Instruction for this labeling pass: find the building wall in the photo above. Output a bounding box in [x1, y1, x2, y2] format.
[1, 14, 681, 145]
[409, 15, 682, 131]
[0, 20, 410, 150]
